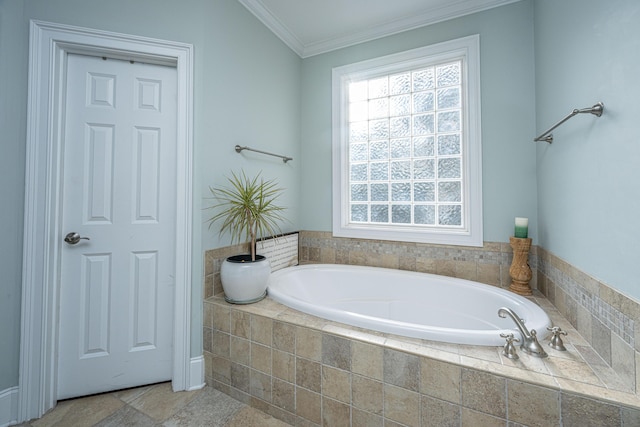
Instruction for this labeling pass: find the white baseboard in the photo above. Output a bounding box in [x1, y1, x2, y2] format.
[187, 355, 205, 391]
[0, 387, 18, 427]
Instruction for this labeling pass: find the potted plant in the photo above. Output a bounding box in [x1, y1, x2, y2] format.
[206, 170, 286, 304]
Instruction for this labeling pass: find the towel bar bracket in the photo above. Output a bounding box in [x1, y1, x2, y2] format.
[534, 102, 604, 144]
[235, 145, 293, 163]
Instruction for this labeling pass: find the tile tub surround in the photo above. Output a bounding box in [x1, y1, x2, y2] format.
[203, 232, 640, 421]
[203, 295, 640, 426]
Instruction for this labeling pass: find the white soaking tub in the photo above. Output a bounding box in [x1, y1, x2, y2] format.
[268, 264, 551, 346]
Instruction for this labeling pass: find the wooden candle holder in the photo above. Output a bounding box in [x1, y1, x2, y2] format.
[509, 236, 532, 296]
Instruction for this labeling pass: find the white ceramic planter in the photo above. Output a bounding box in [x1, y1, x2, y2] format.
[220, 254, 271, 304]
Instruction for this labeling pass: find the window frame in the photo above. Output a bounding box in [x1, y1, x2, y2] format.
[331, 35, 483, 246]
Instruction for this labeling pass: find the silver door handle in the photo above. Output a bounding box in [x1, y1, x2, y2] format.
[64, 232, 90, 245]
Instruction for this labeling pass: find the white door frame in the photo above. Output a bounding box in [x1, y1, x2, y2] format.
[19, 20, 197, 422]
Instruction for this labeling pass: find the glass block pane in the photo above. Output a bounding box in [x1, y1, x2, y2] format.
[413, 114, 434, 136]
[369, 119, 389, 140]
[350, 163, 368, 181]
[350, 143, 368, 161]
[349, 121, 368, 142]
[391, 161, 410, 180]
[370, 141, 389, 160]
[412, 68, 435, 91]
[349, 101, 368, 122]
[413, 136, 434, 157]
[351, 204, 368, 222]
[438, 134, 461, 155]
[392, 204, 411, 223]
[438, 205, 462, 226]
[438, 181, 461, 202]
[392, 183, 411, 201]
[437, 111, 461, 132]
[390, 138, 411, 158]
[390, 95, 410, 117]
[371, 183, 389, 201]
[413, 91, 434, 113]
[436, 62, 461, 87]
[369, 98, 388, 119]
[414, 182, 435, 201]
[390, 73, 411, 95]
[438, 158, 461, 179]
[414, 205, 435, 225]
[437, 87, 460, 109]
[390, 117, 411, 138]
[369, 77, 388, 98]
[351, 184, 368, 201]
[414, 159, 435, 179]
[349, 81, 368, 102]
[371, 204, 389, 223]
[370, 162, 389, 181]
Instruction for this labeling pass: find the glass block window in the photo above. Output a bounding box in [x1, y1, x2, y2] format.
[332, 36, 483, 246]
[347, 61, 463, 227]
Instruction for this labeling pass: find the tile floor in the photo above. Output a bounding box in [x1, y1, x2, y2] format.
[16, 382, 290, 427]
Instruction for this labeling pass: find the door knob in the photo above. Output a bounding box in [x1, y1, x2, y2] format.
[64, 232, 90, 245]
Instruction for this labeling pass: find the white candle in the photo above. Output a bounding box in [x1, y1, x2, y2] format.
[515, 217, 528, 238]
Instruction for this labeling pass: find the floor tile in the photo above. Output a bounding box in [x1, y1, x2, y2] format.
[162, 387, 244, 427]
[128, 382, 201, 422]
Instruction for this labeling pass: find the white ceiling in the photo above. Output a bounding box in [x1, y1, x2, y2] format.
[238, 0, 521, 58]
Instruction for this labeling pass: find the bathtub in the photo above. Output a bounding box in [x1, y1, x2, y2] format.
[268, 264, 551, 346]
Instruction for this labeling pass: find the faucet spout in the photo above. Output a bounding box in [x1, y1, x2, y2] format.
[498, 307, 548, 358]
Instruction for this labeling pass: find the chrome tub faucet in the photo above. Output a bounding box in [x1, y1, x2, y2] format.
[498, 307, 548, 358]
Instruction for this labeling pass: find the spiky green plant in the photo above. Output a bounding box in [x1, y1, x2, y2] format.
[206, 171, 286, 261]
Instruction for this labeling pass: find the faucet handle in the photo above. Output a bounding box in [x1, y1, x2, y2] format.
[546, 326, 568, 351]
[500, 333, 520, 360]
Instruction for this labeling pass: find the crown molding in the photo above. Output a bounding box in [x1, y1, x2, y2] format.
[238, 0, 520, 58]
[237, 0, 305, 56]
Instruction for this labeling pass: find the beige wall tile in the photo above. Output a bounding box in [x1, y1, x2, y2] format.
[213, 331, 230, 358]
[352, 408, 383, 427]
[296, 327, 322, 361]
[272, 378, 295, 413]
[296, 357, 321, 393]
[250, 342, 272, 374]
[251, 315, 273, 346]
[351, 341, 383, 381]
[272, 349, 295, 383]
[507, 380, 560, 427]
[230, 336, 250, 366]
[322, 397, 351, 427]
[461, 369, 506, 419]
[352, 374, 383, 415]
[460, 407, 506, 427]
[383, 384, 420, 426]
[212, 355, 231, 385]
[561, 393, 620, 427]
[213, 304, 230, 333]
[231, 310, 251, 339]
[249, 369, 272, 402]
[383, 348, 420, 392]
[296, 387, 321, 424]
[273, 320, 296, 353]
[322, 366, 351, 404]
[421, 395, 460, 427]
[230, 363, 250, 394]
[420, 358, 461, 404]
[322, 334, 351, 370]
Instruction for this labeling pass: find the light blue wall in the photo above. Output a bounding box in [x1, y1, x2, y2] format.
[299, 1, 538, 244]
[0, 0, 300, 391]
[534, 0, 640, 300]
[0, 0, 28, 394]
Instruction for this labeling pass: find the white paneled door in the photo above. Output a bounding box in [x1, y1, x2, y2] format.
[57, 53, 177, 399]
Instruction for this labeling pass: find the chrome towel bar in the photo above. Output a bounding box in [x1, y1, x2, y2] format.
[235, 145, 293, 163]
[534, 102, 604, 144]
